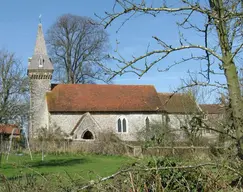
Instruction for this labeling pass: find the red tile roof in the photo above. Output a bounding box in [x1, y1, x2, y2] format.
[199, 104, 224, 114]
[158, 93, 199, 114]
[47, 84, 162, 112]
[0, 124, 20, 135]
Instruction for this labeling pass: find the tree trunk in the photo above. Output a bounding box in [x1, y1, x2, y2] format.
[0, 134, 2, 167]
[224, 60, 243, 158]
[210, 0, 243, 158]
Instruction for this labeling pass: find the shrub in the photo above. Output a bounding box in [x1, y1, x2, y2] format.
[138, 121, 178, 147]
[70, 131, 128, 155]
[89, 157, 237, 192]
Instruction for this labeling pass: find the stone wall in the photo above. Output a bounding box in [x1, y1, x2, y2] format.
[168, 113, 220, 139]
[93, 113, 163, 141]
[29, 78, 51, 138]
[50, 113, 83, 134]
[50, 113, 164, 141]
[49, 112, 202, 142]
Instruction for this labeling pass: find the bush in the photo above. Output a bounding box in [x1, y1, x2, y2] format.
[97, 157, 205, 191]
[138, 121, 178, 147]
[70, 131, 128, 155]
[89, 157, 239, 192]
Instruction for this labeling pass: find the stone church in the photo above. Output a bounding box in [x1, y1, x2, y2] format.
[28, 23, 201, 141]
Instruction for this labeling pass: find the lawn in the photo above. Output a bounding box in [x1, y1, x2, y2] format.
[0, 153, 238, 191]
[0, 153, 134, 180]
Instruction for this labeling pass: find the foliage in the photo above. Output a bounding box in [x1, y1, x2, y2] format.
[86, 157, 241, 191]
[37, 124, 67, 142]
[47, 14, 111, 84]
[93, 131, 128, 155]
[138, 120, 178, 147]
[137, 158, 204, 191]
[34, 124, 68, 160]
[69, 131, 128, 155]
[33, 129, 128, 156]
[180, 115, 205, 146]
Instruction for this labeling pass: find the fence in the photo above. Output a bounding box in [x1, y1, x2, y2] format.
[27, 139, 132, 155]
[3, 138, 225, 157]
[0, 140, 22, 153]
[29, 140, 73, 153]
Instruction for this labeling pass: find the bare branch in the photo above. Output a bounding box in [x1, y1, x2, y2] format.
[108, 43, 222, 79]
[80, 162, 242, 190]
[47, 14, 111, 84]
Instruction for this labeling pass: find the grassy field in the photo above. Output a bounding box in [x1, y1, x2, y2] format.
[0, 153, 239, 191]
[0, 153, 134, 180]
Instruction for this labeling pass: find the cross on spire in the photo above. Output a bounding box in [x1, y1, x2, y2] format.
[39, 14, 42, 24]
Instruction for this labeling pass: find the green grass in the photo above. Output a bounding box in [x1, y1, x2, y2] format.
[0, 153, 237, 191]
[0, 153, 134, 180]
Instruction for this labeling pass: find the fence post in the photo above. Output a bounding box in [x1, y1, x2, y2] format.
[133, 146, 142, 157]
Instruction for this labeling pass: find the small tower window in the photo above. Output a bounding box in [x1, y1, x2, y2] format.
[28, 57, 32, 66]
[39, 56, 44, 68]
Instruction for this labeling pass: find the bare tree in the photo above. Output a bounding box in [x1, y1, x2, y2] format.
[100, 0, 243, 158]
[47, 14, 111, 84]
[180, 74, 216, 104]
[0, 49, 29, 125]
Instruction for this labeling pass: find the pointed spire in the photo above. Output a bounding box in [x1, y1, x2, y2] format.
[28, 22, 53, 71]
[34, 23, 48, 55]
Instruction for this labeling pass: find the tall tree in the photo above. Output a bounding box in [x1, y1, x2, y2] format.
[47, 14, 110, 84]
[101, 0, 243, 158]
[0, 49, 29, 125]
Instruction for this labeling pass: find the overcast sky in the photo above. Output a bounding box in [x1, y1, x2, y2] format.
[0, 0, 225, 103]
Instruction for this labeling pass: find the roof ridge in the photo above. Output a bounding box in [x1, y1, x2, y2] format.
[158, 92, 186, 96]
[55, 84, 155, 86]
[0, 124, 17, 127]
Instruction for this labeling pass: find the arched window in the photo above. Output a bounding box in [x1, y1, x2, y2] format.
[145, 117, 150, 129]
[82, 130, 94, 140]
[123, 118, 127, 132]
[117, 118, 127, 133]
[118, 118, 122, 132]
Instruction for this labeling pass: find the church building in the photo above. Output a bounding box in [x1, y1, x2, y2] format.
[28, 23, 200, 141]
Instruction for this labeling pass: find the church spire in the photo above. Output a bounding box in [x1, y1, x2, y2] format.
[28, 21, 53, 71]
[34, 23, 48, 55]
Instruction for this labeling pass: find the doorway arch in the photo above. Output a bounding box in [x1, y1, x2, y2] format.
[81, 130, 94, 140]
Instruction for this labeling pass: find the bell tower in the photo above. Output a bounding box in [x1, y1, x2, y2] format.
[28, 22, 54, 138]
